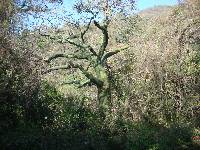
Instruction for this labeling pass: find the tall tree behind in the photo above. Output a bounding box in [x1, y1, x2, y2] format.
[0, 0, 63, 129]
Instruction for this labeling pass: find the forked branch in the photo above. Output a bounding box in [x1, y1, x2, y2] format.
[69, 62, 103, 86]
[40, 30, 97, 56]
[45, 62, 103, 87]
[101, 45, 129, 64]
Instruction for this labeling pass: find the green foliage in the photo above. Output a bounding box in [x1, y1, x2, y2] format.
[0, 77, 199, 150]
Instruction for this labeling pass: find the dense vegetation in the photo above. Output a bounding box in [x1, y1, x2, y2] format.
[0, 0, 200, 149]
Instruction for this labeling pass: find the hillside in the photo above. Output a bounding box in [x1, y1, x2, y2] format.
[139, 5, 173, 18]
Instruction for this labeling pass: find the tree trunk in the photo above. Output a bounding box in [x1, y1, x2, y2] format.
[97, 85, 111, 117]
[95, 64, 111, 116]
[97, 84, 111, 106]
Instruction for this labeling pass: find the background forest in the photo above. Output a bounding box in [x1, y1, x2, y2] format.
[0, 0, 200, 149]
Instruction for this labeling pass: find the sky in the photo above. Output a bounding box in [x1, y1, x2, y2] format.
[26, 0, 179, 30]
[137, 0, 178, 10]
[62, 0, 178, 11]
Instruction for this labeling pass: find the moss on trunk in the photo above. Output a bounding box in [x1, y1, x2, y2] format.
[95, 64, 111, 116]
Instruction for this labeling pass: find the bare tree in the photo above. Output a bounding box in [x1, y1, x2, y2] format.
[42, 0, 135, 114]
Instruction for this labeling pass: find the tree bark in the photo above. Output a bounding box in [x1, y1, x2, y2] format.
[95, 64, 111, 117]
[97, 85, 111, 118]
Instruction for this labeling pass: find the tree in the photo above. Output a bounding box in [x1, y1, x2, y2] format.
[42, 0, 135, 115]
[0, 0, 63, 129]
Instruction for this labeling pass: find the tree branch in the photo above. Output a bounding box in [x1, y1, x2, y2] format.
[87, 45, 97, 56]
[81, 16, 94, 43]
[64, 40, 97, 57]
[45, 53, 89, 63]
[39, 30, 97, 57]
[94, 20, 109, 59]
[69, 62, 103, 86]
[61, 80, 81, 85]
[43, 65, 71, 74]
[65, 38, 85, 49]
[101, 45, 129, 63]
[44, 61, 103, 87]
[39, 30, 79, 41]
[78, 80, 93, 88]
[17, 5, 50, 13]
